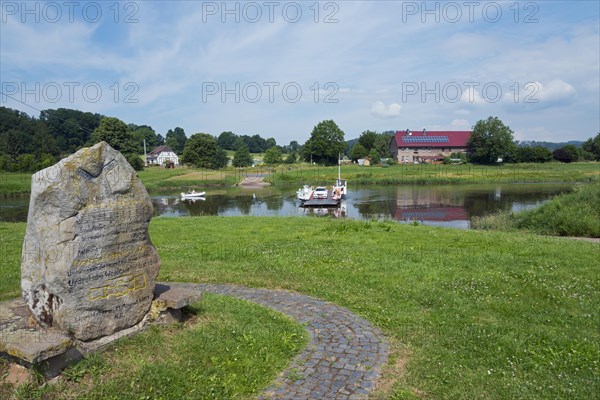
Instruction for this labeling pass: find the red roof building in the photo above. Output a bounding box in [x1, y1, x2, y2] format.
[390, 130, 471, 164]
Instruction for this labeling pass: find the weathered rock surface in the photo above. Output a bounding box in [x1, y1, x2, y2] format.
[21, 142, 160, 341]
[0, 298, 73, 364]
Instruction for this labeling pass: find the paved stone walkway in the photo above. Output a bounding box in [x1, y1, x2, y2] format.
[175, 283, 389, 400]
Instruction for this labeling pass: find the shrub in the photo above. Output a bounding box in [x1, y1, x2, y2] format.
[17, 154, 37, 173]
[553, 145, 579, 163]
[126, 154, 145, 171]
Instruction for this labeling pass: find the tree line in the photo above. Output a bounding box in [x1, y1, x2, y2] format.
[1, 106, 598, 173]
[0, 107, 289, 172]
[0, 107, 194, 172]
[466, 116, 600, 164]
[0, 106, 351, 171]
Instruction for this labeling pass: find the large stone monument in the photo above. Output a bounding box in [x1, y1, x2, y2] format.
[21, 142, 160, 341]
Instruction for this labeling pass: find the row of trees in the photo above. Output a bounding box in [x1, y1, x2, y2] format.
[2, 106, 599, 172]
[182, 120, 349, 169]
[217, 131, 277, 153]
[0, 107, 192, 172]
[467, 117, 600, 164]
[347, 130, 394, 163]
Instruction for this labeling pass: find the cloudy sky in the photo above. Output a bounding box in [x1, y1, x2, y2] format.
[1, 1, 598, 144]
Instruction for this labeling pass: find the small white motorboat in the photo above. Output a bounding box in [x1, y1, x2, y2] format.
[181, 190, 206, 199]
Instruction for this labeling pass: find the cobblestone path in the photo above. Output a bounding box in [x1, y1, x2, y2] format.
[175, 283, 389, 400]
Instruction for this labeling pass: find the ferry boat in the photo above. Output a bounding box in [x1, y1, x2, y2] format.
[297, 156, 347, 206]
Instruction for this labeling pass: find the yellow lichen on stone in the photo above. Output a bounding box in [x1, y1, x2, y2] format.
[147, 300, 168, 322]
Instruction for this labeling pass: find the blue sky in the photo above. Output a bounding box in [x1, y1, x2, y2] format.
[1, 1, 598, 144]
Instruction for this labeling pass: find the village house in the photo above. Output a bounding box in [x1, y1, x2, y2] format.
[389, 130, 471, 164]
[146, 145, 180, 166]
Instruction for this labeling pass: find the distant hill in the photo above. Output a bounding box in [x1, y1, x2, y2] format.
[345, 138, 359, 153]
[517, 140, 584, 151]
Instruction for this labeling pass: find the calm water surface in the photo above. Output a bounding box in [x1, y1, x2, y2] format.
[1, 183, 574, 228]
[155, 183, 573, 229]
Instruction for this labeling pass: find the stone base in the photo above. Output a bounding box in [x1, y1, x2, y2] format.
[0, 284, 202, 379]
[4, 363, 34, 387]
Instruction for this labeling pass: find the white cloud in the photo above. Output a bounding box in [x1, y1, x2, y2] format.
[371, 102, 402, 118]
[501, 79, 576, 111]
[460, 86, 485, 105]
[449, 119, 471, 130]
[424, 119, 471, 131]
[1, 1, 597, 142]
[535, 80, 577, 102]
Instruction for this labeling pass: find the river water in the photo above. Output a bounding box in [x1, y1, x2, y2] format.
[1, 183, 573, 228]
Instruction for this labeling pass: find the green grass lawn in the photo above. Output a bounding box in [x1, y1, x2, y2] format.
[1, 294, 307, 400]
[1, 218, 598, 399]
[0, 172, 31, 197]
[2, 162, 598, 196]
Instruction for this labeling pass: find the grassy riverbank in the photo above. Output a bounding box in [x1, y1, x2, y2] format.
[273, 162, 600, 186]
[1, 218, 598, 399]
[2, 162, 598, 196]
[472, 182, 600, 237]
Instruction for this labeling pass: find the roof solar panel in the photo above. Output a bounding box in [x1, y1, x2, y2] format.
[402, 136, 449, 143]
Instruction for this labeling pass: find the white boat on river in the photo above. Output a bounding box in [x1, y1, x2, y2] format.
[181, 190, 206, 199]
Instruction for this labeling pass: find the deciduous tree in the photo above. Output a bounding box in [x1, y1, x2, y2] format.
[217, 131, 237, 150]
[182, 133, 227, 169]
[467, 116, 516, 164]
[349, 143, 368, 161]
[582, 133, 600, 161]
[166, 127, 187, 154]
[90, 117, 137, 154]
[302, 120, 346, 165]
[264, 146, 283, 165]
[553, 145, 579, 163]
[232, 143, 253, 167]
[358, 130, 378, 151]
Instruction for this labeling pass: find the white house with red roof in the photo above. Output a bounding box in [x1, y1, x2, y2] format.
[389, 130, 471, 164]
[146, 145, 179, 166]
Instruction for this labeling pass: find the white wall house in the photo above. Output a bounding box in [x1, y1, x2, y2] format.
[147, 145, 179, 166]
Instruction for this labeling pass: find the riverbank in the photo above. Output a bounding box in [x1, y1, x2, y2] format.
[273, 162, 600, 186]
[471, 182, 600, 238]
[1, 218, 597, 398]
[2, 162, 598, 196]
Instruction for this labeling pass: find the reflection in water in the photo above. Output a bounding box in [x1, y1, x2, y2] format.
[2, 184, 573, 229]
[300, 201, 348, 218]
[0, 198, 30, 222]
[150, 184, 573, 229]
[353, 185, 573, 228]
[153, 190, 302, 218]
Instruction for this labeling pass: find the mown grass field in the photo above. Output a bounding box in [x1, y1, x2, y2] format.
[1, 218, 598, 399]
[2, 162, 598, 196]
